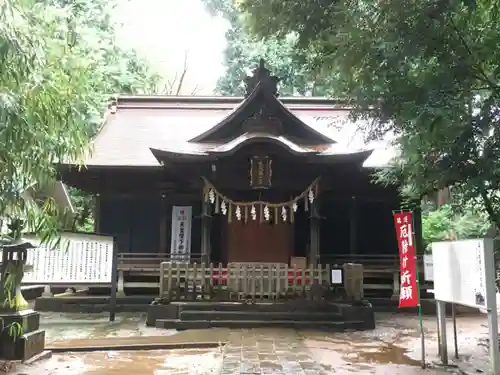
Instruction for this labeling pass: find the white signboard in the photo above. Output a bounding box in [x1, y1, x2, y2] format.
[423, 254, 434, 281]
[170, 206, 192, 261]
[331, 269, 342, 284]
[432, 239, 493, 309]
[12, 233, 114, 284]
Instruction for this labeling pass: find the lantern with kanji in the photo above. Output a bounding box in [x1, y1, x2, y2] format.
[249, 156, 272, 189]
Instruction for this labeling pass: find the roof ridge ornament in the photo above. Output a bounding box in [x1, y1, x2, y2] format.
[244, 58, 280, 98]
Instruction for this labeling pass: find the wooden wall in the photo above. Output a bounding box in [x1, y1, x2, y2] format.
[95, 189, 412, 261]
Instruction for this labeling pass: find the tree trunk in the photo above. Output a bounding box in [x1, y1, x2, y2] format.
[478, 186, 500, 235]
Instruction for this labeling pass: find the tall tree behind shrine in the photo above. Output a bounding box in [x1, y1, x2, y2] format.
[63, 0, 167, 231]
[235, 0, 500, 233]
[0, 0, 165, 234]
[202, 0, 329, 96]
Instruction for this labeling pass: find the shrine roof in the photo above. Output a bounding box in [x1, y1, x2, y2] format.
[73, 95, 393, 168]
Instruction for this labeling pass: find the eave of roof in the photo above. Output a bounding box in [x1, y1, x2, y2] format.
[113, 94, 352, 107]
[208, 132, 318, 155]
[149, 132, 375, 165]
[68, 94, 395, 168]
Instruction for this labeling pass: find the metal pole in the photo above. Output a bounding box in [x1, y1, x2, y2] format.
[436, 300, 448, 365]
[452, 303, 459, 359]
[414, 254, 426, 369]
[483, 238, 499, 374]
[436, 311, 441, 356]
[109, 236, 119, 322]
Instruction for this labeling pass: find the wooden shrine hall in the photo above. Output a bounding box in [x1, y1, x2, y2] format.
[59, 60, 423, 274]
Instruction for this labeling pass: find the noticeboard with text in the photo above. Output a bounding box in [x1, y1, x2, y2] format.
[432, 239, 492, 309]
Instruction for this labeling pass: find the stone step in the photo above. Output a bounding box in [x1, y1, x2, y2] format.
[179, 310, 343, 322]
[35, 296, 154, 312]
[175, 301, 341, 313]
[156, 319, 370, 331]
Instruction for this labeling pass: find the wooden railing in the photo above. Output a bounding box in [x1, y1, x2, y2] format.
[119, 253, 404, 273]
[117, 253, 203, 272]
[321, 254, 397, 266]
[159, 262, 332, 301]
[321, 254, 427, 271]
[117, 253, 431, 297]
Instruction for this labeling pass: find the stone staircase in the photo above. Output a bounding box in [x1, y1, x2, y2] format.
[149, 301, 375, 331]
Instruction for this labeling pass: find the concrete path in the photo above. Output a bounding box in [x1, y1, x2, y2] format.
[47, 328, 229, 352]
[221, 328, 325, 375]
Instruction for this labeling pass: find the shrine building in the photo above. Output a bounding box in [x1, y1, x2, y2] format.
[58, 60, 423, 270]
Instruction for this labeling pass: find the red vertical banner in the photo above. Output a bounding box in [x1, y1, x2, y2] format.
[393, 211, 419, 308]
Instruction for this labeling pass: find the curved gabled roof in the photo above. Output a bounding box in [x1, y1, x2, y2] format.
[60, 94, 395, 168]
[189, 81, 334, 144]
[59, 59, 401, 169]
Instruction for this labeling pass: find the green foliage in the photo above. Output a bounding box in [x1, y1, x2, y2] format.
[68, 187, 94, 232]
[7, 322, 22, 340]
[55, 0, 163, 233]
[422, 204, 490, 250]
[202, 0, 327, 96]
[236, 0, 500, 230]
[3, 321, 22, 340]
[0, 0, 163, 245]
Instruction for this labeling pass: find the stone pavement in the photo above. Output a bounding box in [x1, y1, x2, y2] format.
[220, 328, 326, 375]
[46, 328, 229, 351]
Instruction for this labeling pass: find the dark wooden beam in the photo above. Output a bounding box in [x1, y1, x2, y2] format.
[200, 201, 212, 264]
[349, 196, 357, 255]
[159, 195, 168, 254]
[309, 200, 321, 266]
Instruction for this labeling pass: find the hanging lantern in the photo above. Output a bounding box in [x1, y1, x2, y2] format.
[249, 156, 272, 189]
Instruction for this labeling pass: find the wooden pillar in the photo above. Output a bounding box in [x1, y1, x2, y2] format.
[127, 198, 133, 253]
[309, 201, 321, 266]
[201, 201, 212, 264]
[93, 194, 101, 233]
[349, 196, 357, 255]
[159, 195, 168, 254]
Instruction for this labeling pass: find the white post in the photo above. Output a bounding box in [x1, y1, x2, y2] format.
[117, 270, 126, 297]
[42, 284, 53, 297]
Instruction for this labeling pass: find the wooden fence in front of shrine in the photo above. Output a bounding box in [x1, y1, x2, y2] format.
[159, 262, 334, 301]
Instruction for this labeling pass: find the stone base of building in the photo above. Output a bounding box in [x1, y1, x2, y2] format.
[146, 300, 376, 331]
[34, 295, 153, 313]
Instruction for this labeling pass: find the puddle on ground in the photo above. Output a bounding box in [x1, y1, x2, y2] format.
[356, 342, 421, 366]
[24, 349, 222, 375]
[300, 330, 428, 374]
